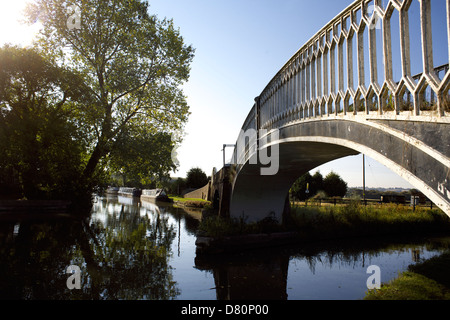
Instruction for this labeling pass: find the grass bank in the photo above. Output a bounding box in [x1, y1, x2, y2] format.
[169, 195, 211, 209]
[364, 251, 450, 300]
[289, 202, 450, 240]
[198, 202, 450, 239]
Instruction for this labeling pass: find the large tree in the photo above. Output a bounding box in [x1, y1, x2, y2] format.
[25, 0, 194, 189]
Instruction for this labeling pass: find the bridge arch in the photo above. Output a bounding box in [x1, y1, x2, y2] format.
[230, 118, 450, 223]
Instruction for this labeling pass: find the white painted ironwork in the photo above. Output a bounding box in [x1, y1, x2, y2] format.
[242, 0, 449, 136]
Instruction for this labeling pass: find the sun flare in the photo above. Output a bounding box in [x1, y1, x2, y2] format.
[0, 0, 39, 46]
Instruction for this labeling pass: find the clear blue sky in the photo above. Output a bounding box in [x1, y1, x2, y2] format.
[2, 0, 447, 189]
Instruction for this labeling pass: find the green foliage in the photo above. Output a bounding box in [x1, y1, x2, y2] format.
[0, 45, 87, 200]
[290, 171, 348, 200]
[168, 178, 187, 195]
[290, 172, 324, 201]
[0, 1, 195, 203]
[364, 271, 450, 300]
[186, 167, 208, 189]
[365, 252, 450, 300]
[108, 128, 176, 187]
[178, 200, 211, 209]
[290, 203, 450, 238]
[198, 215, 284, 238]
[323, 171, 348, 198]
[170, 196, 209, 203]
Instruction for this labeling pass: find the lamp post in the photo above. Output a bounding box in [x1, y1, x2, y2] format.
[222, 144, 236, 167]
[363, 154, 366, 206]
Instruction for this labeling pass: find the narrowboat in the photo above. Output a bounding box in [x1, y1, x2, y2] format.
[105, 186, 120, 195]
[118, 187, 142, 197]
[141, 189, 170, 202]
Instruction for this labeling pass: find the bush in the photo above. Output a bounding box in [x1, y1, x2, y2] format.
[323, 172, 347, 198]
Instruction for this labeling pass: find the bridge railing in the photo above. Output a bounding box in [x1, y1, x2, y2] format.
[257, 0, 449, 130]
[231, 0, 449, 169]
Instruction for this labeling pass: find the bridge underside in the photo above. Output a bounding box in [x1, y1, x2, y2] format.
[230, 119, 450, 223]
[230, 141, 357, 223]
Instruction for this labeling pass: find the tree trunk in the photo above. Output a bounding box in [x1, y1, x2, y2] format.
[82, 111, 112, 185]
[82, 142, 105, 185]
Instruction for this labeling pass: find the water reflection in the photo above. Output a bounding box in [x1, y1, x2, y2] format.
[0, 196, 449, 300]
[0, 216, 83, 299]
[0, 195, 197, 300]
[195, 235, 450, 300]
[82, 196, 179, 300]
[196, 251, 290, 300]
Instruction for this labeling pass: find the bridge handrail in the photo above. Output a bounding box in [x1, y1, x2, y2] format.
[258, 0, 449, 126]
[257, 0, 449, 129]
[259, 0, 362, 99]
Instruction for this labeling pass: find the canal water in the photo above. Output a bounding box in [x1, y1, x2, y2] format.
[0, 194, 449, 300]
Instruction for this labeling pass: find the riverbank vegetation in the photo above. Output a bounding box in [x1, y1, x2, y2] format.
[364, 251, 450, 300]
[169, 196, 211, 209]
[290, 202, 450, 239]
[198, 202, 450, 240]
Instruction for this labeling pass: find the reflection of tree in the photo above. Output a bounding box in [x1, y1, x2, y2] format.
[73, 200, 179, 300]
[0, 220, 83, 299]
[197, 236, 450, 300]
[0, 198, 179, 299]
[293, 238, 450, 276]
